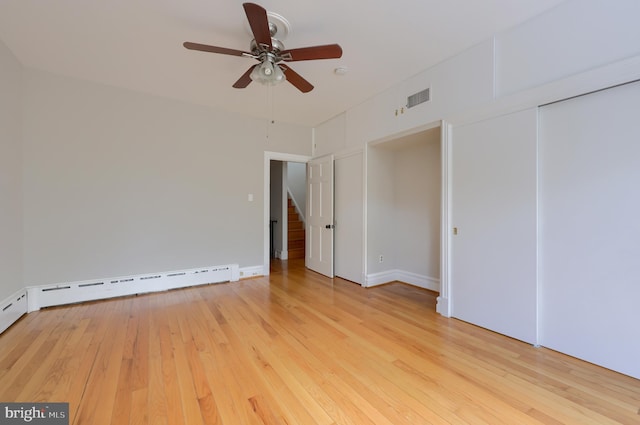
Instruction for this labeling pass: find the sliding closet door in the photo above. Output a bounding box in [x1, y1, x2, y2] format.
[451, 109, 538, 344]
[539, 81, 640, 379]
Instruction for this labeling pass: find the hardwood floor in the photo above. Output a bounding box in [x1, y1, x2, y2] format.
[1, 259, 639, 424]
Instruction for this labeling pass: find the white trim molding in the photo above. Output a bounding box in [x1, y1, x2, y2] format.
[396, 270, 440, 292]
[264, 151, 312, 276]
[274, 250, 288, 260]
[239, 265, 265, 279]
[365, 270, 397, 288]
[437, 121, 453, 317]
[365, 269, 440, 292]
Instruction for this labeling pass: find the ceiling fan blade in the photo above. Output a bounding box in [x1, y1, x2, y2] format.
[232, 65, 256, 88]
[280, 44, 343, 61]
[279, 64, 314, 93]
[243, 3, 272, 50]
[183, 42, 251, 57]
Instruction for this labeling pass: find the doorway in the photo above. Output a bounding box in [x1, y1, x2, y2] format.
[269, 160, 307, 261]
[263, 152, 310, 275]
[365, 124, 442, 294]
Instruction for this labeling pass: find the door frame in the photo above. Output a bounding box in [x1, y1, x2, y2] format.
[263, 151, 311, 275]
[363, 119, 451, 314]
[438, 121, 452, 317]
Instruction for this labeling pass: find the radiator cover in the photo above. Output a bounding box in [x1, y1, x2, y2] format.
[27, 264, 240, 312]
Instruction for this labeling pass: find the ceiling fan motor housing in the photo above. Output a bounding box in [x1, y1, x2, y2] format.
[250, 38, 285, 56]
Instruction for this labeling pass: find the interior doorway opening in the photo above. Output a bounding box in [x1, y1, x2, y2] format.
[263, 151, 310, 276]
[269, 160, 307, 261]
[364, 123, 442, 299]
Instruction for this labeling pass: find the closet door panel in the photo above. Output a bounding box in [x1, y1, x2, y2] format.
[539, 81, 640, 379]
[451, 109, 538, 344]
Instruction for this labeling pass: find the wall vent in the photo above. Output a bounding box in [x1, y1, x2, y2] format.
[78, 282, 104, 288]
[406, 88, 430, 109]
[42, 286, 71, 292]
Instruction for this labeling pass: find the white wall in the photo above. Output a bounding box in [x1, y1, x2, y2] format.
[314, 113, 346, 156]
[316, 0, 640, 148]
[394, 132, 440, 279]
[0, 40, 23, 301]
[366, 144, 395, 275]
[495, 0, 640, 97]
[22, 69, 311, 286]
[345, 39, 494, 148]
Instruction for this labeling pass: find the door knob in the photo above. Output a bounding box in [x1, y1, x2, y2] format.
[325, 224, 334, 229]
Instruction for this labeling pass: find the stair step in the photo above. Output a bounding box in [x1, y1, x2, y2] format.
[288, 248, 305, 260]
[288, 239, 304, 249]
[287, 195, 305, 258]
[288, 229, 305, 241]
[288, 220, 303, 230]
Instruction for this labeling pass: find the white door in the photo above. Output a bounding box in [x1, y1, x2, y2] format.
[539, 81, 640, 379]
[306, 155, 334, 277]
[451, 109, 538, 344]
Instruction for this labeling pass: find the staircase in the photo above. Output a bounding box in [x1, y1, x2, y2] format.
[287, 196, 305, 260]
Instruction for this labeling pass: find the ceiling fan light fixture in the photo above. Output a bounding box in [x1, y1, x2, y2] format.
[250, 59, 286, 85]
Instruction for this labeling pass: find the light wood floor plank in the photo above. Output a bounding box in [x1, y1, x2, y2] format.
[158, 314, 185, 425]
[1, 259, 639, 424]
[146, 297, 169, 425]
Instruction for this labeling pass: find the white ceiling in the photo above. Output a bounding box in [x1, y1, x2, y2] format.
[0, 0, 567, 127]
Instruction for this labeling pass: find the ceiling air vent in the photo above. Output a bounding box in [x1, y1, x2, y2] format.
[406, 88, 430, 109]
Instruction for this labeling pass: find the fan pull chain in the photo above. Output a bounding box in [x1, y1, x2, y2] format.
[266, 84, 275, 141]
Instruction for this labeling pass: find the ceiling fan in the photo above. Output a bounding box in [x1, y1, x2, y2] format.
[183, 2, 343, 93]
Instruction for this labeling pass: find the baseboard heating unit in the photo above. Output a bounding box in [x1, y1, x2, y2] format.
[27, 264, 240, 312]
[0, 290, 28, 334]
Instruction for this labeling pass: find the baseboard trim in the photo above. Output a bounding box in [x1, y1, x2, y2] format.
[0, 289, 28, 334]
[239, 265, 264, 279]
[27, 264, 239, 312]
[396, 270, 440, 292]
[436, 296, 451, 317]
[365, 270, 398, 287]
[365, 269, 440, 292]
[275, 250, 288, 260]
